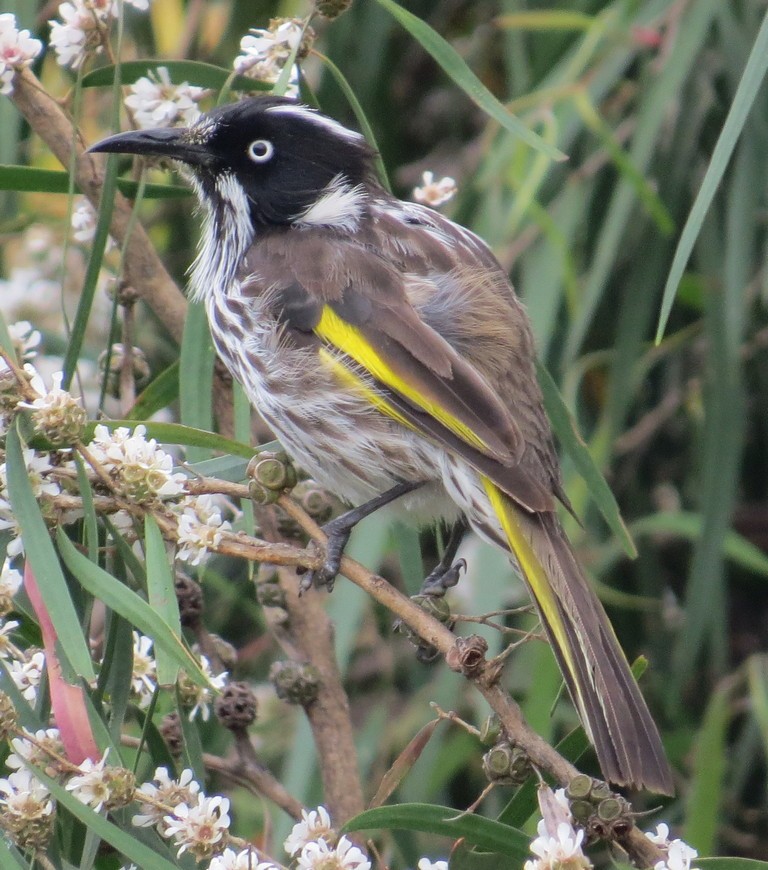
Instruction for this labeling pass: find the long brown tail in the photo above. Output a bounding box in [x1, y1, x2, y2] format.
[482, 478, 673, 794]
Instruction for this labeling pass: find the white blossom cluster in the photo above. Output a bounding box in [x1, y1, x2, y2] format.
[524, 787, 591, 870]
[125, 66, 206, 129]
[0, 13, 42, 96]
[49, 0, 151, 70]
[234, 18, 303, 95]
[646, 823, 700, 870]
[174, 494, 232, 566]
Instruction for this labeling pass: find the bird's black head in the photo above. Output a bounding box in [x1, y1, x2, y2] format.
[90, 96, 378, 227]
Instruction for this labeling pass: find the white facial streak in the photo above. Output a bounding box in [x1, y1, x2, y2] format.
[294, 175, 367, 232]
[264, 104, 365, 144]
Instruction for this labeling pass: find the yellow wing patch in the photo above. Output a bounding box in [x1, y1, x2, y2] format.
[316, 306, 490, 453]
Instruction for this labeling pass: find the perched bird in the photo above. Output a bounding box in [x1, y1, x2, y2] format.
[91, 96, 673, 794]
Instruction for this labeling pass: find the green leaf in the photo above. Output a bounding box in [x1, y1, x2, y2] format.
[144, 516, 182, 687]
[28, 765, 181, 870]
[537, 361, 636, 557]
[82, 420, 255, 459]
[656, 7, 768, 342]
[449, 841, 508, 870]
[698, 861, 768, 869]
[683, 678, 732, 853]
[56, 529, 208, 687]
[0, 835, 28, 870]
[81, 59, 270, 93]
[373, 0, 565, 162]
[6, 426, 96, 681]
[180, 301, 215, 462]
[126, 360, 180, 420]
[343, 804, 530, 861]
[0, 165, 189, 199]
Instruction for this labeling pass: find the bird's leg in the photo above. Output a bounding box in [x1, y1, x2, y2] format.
[300, 480, 424, 592]
[420, 518, 468, 596]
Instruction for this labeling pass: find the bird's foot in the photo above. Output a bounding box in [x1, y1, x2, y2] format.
[298, 520, 352, 593]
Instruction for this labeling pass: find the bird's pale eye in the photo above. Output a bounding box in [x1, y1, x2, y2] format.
[247, 139, 274, 163]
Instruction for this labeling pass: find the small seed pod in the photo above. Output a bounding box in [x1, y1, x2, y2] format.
[109, 280, 141, 307]
[482, 741, 532, 785]
[160, 711, 184, 757]
[566, 773, 593, 801]
[270, 660, 320, 705]
[0, 691, 18, 742]
[569, 799, 594, 824]
[589, 780, 612, 803]
[411, 593, 453, 625]
[314, 0, 352, 19]
[596, 797, 622, 822]
[445, 635, 488, 677]
[479, 714, 502, 747]
[103, 767, 136, 810]
[215, 681, 258, 731]
[202, 634, 239, 673]
[295, 480, 336, 523]
[609, 816, 634, 838]
[175, 573, 204, 628]
[11, 812, 55, 852]
[247, 450, 297, 494]
[98, 343, 151, 399]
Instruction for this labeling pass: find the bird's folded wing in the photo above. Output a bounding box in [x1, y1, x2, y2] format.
[266, 279, 555, 514]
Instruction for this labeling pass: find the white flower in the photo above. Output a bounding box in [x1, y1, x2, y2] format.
[0, 769, 54, 821]
[234, 18, 302, 89]
[181, 655, 227, 722]
[284, 805, 334, 856]
[18, 366, 87, 444]
[8, 651, 45, 703]
[175, 495, 231, 565]
[209, 848, 278, 870]
[297, 836, 371, 870]
[124, 66, 205, 129]
[0, 559, 22, 613]
[7, 320, 41, 362]
[132, 767, 200, 830]
[646, 824, 700, 870]
[418, 861, 448, 870]
[0, 13, 43, 96]
[163, 794, 231, 858]
[71, 197, 116, 247]
[0, 445, 60, 499]
[49, 1, 108, 70]
[524, 820, 592, 870]
[130, 631, 157, 708]
[0, 618, 20, 658]
[86, 423, 185, 503]
[125, 0, 152, 9]
[65, 751, 111, 812]
[413, 171, 457, 208]
[6, 728, 64, 776]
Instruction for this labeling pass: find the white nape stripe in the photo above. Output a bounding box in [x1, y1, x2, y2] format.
[264, 104, 365, 143]
[294, 175, 366, 232]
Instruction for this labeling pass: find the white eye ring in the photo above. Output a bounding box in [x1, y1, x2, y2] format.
[247, 139, 274, 163]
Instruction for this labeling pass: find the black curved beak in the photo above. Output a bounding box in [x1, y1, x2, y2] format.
[88, 127, 214, 167]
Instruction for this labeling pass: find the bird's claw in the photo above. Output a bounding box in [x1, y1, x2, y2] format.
[298, 525, 351, 593]
[420, 557, 466, 597]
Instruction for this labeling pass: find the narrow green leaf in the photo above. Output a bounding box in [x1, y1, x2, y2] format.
[28, 765, 180, 870]
[6, 427, 95, 680]
[314, 51, 391, 191]
[74, 454, 99, 562]
[0, 835, 28, 870]
[126, 360, 180, 420]
[697, 860, 768, 869]
[62, 153, 119, 389]
[373, 0, 565, 161]
[656, 7, 768, 341]
[746, 656, 768, 782]
[0, 165, 189, 198]
[450, 842, 508, 870]
[495, 11, 595, 30]
[537, 362, 636, 557]
[82, 420, 255, 459]
[343, 804, 530, 860]
[180, 302, 215, 463]
[144, 516, 182, 687]
[81, 59, 270, 93]
[683, 679, 732, 853]
[56, 529, 208, 687]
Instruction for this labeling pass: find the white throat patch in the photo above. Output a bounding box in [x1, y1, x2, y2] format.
[188, 172, 254, 303]
[294, 175, 366, 232]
